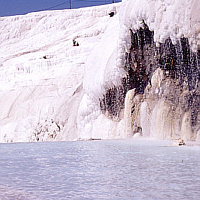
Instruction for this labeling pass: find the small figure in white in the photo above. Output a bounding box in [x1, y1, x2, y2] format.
[178, 139, 186, 146]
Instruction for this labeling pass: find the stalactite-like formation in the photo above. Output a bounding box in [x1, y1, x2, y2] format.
[100, 22, 200, 140]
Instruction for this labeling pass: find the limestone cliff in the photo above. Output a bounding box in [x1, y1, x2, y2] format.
[100, 22, 200, 142]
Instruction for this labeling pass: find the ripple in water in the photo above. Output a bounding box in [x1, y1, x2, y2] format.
[0, 139, 200, 199]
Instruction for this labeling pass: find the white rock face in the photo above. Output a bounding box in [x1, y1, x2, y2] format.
[0, 0, 199, 143]
[0, 4, 121, 142]
[77, 0, 199, 141]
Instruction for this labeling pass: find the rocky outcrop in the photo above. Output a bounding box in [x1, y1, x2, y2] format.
[129, 23, 199, 141]
[101, 22, 200, 142]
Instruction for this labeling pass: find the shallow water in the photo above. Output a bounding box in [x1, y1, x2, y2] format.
[0, 139, 200, 200]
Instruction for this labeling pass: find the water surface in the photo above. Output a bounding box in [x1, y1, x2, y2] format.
[0, 139, 200, 199]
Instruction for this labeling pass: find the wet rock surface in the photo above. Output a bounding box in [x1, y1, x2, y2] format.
[100, 22, 200, 141]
